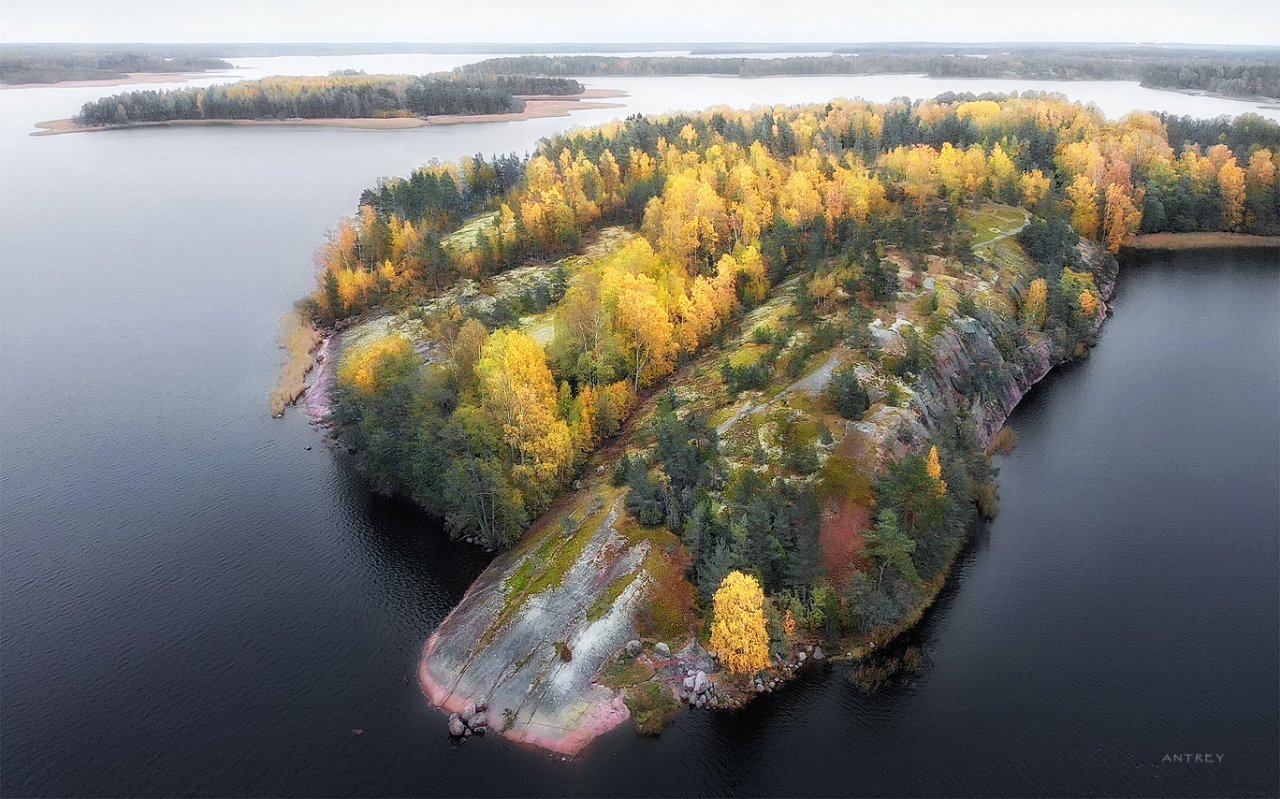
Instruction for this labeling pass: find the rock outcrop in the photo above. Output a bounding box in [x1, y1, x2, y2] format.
[419, 501, 652, 756]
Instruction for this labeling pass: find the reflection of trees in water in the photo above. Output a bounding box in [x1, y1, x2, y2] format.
[332, 452, 493, 636]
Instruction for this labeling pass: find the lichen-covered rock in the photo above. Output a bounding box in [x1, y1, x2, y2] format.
[419, 501, 651, 756]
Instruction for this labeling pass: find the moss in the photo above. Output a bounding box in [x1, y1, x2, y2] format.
[624, 681, 682, 735]
[587, 571, 640, 622]
[597, 652, 655, 689]
[819, 454, 874, 505]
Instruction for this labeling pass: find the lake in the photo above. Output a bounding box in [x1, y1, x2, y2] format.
[1, 58, 1276, 797]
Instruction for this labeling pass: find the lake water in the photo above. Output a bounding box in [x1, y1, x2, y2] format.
[1, 58, 1277, 797]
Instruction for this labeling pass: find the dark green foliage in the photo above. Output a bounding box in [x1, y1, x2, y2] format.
[1017, 216, 1080, 279]
[720, 359, 770, 397]
[863, 256, 899, 302]
[874, 452, 949, 576]
[75, 74, 583, 126]
[826, 362, 870, 419]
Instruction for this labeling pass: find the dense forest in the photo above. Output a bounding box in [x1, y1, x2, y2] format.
[74, 73, 585, 126]
[455, 49, 1280, 98]
[0, 51, 230, 85]
[296, 95, 1278, 657]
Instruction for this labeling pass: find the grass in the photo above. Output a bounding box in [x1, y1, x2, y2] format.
[624, 681, 682, 735]
[961, 203, 1029, 246]
[441, 211, 498, 253]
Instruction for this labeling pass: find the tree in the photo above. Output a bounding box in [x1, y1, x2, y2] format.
[826, 362, 870, 419]
[612, 271, 677, 391]
[926, 445, 947, 495]
[709, 571, 770, 674]
[1023, 277, 1047, 330]
[1079, 290, 1099, 318]
[1218, 157, 1247, 232]
[475, 329, 573, 506]
[863, 509, 919, 587]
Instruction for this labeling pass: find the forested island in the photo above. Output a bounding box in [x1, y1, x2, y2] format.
[280, 92, 1278, 752]
[454, 47, 1280, 99]
[68, 73, 587, 128]
[0, 49, 231, 86]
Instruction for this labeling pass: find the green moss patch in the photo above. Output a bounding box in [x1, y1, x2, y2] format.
[624, 681, 682, 735]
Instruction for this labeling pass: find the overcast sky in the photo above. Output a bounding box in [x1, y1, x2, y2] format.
[2, 0, 1277, 46]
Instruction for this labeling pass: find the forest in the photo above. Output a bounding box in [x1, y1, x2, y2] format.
[454, 48, 1280, 98]
[73, 73, 585, 126]
[0, 51, 230, 85]
[300, 94, 1278, 656]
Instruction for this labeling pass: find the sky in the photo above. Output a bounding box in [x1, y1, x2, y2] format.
[1, 0, 1277, 46]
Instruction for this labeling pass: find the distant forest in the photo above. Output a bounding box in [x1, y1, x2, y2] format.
[7, 43, 1278, 97]
[0, 52, 231, 85]
[74, 73, 585, 126]
[456, 50, 1280, 99]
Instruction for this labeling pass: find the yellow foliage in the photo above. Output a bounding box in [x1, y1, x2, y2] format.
[337, 334, 414, 394]
[709, 571, 770, 674]
[1079, 290, 1099, 318]
[475, 329, 573, 489]
[1066, 175, 1100, 239]
[1023, 277, 1048, 330]
[926, 445, 947, 495]
[1218, 157, 1246, 232]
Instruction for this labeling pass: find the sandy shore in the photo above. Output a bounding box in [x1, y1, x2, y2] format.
[1126, 232, 1280, 251]
[30, 89, 628, 136]
[2, 71, 233, 91]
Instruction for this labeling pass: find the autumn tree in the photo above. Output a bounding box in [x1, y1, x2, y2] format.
[1023, 277, 1048, 329]
[475, 329, 573, 507]
[709, 570, 771, 674]
[1079, 290, 1099, 318]
[926, 445, 947, 496]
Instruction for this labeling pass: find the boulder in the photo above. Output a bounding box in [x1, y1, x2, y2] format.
[447, 714, 465, 738]
[682, 675, 696, 691]
[470, 712, 487, 730]
[813, 646, 825, 661]
[693, 670, 708, 694]
[625, 639, 642, 657]
[797, 651, 807, 663]
[461, 702, 477, 724]
[654, 642, 672, 658]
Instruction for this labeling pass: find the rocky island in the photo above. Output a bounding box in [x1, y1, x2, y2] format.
[281, 94, 1278, 755]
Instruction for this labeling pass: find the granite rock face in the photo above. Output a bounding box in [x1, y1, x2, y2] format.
[419, 502, 651, 756]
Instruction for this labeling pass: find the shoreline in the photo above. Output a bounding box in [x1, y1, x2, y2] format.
[1123, 231, 1280, 252]
[30, 89, 628, 136]
[2, 70, 233, 91]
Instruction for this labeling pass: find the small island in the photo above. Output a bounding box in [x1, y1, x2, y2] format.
[32, 73, 624, 135]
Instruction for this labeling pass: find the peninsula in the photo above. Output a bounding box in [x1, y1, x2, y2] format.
[282, 93, 1279, 754]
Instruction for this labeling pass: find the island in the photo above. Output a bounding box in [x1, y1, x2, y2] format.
[0, 47, 232, 87]
[31, 73, 623, 135]
[279, 93, 1279, 754]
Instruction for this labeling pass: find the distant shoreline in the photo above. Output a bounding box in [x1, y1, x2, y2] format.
[1125, 232, 1280, 251]
[30, 89, 627, 136]
[2, 71, 234, 91]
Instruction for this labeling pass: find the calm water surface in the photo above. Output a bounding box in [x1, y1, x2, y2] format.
[1, 59, 1277, 797]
